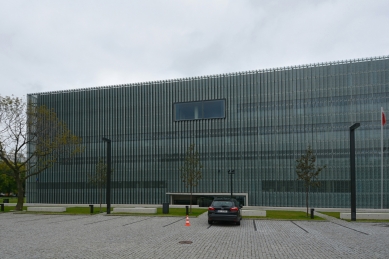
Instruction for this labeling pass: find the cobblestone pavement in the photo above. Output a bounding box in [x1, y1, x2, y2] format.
[1, 211, 389, 258]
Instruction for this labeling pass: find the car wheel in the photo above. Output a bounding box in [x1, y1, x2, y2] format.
[208, 220, 213, 224]
[236, 220, 241, 226]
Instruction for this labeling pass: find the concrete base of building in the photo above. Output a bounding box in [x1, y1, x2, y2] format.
[22, 203, 200, 209]
[241, 210, 266, 217]
[340, 213, 389, 220]
[110, 204, 199, 209]
[27, 207, 66, 212]
[112, 207, 157, 214]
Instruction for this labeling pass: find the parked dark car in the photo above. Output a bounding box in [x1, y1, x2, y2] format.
[208, 198, 242, 225]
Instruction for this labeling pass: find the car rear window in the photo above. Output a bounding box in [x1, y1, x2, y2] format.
[212, 201, 233, 207]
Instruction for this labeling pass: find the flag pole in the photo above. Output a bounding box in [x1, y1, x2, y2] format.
[381, 107, 384, 209]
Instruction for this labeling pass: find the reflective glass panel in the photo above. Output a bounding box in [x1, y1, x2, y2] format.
[175, 99, 225, 121]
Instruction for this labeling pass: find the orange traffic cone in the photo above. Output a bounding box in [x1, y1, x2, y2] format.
[185, 215, 191, 226]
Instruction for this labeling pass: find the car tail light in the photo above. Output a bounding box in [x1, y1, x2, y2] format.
[230, 207, 239, 212]
[208, 206, 215, 211]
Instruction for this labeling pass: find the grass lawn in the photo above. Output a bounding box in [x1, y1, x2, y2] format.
[347, 219, 389, 223]
[1, 206, 208, 217]
[111, 208, 207, 217]
[318, 211, 340, 219]
[1, 205, 27, 213]
[1, 197, 25, 203]
[1, 206, 107, 215]
[0, 202, 327, 220]
[0, 197, 27, 213]
[267, 210, 325, 220]
[318, 211, 389, 223]
[244, 210, 325, 220]
[2, 205, 325, 220]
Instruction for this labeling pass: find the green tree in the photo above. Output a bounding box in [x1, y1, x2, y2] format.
[0, 95, 83, 210]
[88, 158, 110, 212]
[0, 161, 17, 195]
[180, 144, 203, 214]
[296, 145, 326, 217]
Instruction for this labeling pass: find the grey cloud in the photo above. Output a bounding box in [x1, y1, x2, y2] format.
[0, 0, 388, 98]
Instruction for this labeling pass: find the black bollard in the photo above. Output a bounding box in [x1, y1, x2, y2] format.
[89, 204, 94, 214]
[310, 208, 315, 219]
[0, 203, 4, 212]
[162, 203, 169, 214]
[186, 205, 189, 215]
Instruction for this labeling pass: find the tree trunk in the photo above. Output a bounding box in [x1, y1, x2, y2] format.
[306, 187, 309, 217]
[189, 185, 193, 214]
[99, 184, 102, 213]
[16, 178, 24, 211]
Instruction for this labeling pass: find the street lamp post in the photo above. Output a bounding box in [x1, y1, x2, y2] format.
[350, 123, 360, 221]
[228, 170, 235, 198]
[102, 137, 111, 214]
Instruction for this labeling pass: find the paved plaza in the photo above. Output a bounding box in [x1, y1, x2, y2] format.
[1, 211, 389, 258]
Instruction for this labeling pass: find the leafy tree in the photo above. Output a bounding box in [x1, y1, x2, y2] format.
[88, 158, 111, 212]
[0, 161, 17, 195]
[0, 95, 83, 210]
[296, 145, 326, 217]
[180, 144, 203, 214]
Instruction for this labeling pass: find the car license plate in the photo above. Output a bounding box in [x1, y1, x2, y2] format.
[218, 210, 227, 213]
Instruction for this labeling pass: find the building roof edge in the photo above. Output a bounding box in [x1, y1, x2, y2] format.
[27, 55, 389, 96]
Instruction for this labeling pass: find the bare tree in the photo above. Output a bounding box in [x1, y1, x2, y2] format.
[296, 145, 326, 217]
[180, 144, 203, 214]
[88, 158, 109, 213]
[0, 95, 83, 210]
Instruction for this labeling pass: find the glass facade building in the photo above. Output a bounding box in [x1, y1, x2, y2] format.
[27, 56, 389, 208]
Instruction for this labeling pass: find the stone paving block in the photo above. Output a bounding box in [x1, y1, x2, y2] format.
[1, 211, 389, 258]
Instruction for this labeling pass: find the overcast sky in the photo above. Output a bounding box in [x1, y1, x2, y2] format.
[1, 0, 388, 98]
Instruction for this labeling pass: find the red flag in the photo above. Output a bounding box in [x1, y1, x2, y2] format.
[383, 110, 386, 126]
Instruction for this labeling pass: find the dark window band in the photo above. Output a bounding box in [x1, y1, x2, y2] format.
[174, 99, 225, 121]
